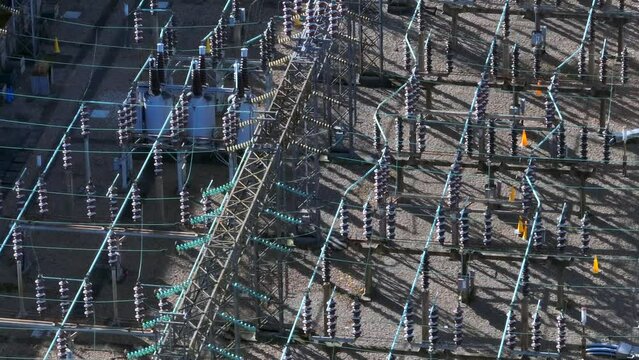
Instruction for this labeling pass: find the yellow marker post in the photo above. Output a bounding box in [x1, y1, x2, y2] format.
[520, 129, 529, 147]
[521, 221, 528, 240]
[508, 186, 517, 202]
[53, 37, 61, 54]
[592, 256, 600, 274]
[293, 15, 302, 28]
[205, 38, 212, 55]
[517, 217, 524, 235]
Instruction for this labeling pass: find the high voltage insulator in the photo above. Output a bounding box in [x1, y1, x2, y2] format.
[222, 104, 238, 146]
[149, 0, 156, 12]
[557, 121, 566, 158]
[157, 292, 172, 312]
[157, 43, 166, 85]
[201, 192, 213, 227]
[363, 201, 373, 241]
[283, 1, 293, 37]
[62, 135, 72, 170]
[57, 331, 70, 359]
[107, 186, 118, 222]
[117, 108, 129, 146]
[418, 115, 427, 153]
[35, 274, 46, 315]
[464, 122, 474, 155]
[395, 116, 404, 152]
[436, 210, 446, 245]
[619, 0, 625, 10]
[133, 11, 143, 44]
[326, 296, 337, 338]
[531, 308, 542, 351]
[511, 44, 520, 81]
[282, 346, 293, 360]
[556, 204, 567, 252]
[153, 146, 163, 176]
[387, 200, 397, 242]
[179, 188, 191, 226]
[620, 46, 628, 84]
[459, 206, 470, 248]
[421, 252, 430, 291]
[425, 37, 432, 74]
[37, 177, 48, 216]
[532, 48, 541, 79]
[352, 296, 362, 339]
[532, 212, 545, 250]
[59, 279, 70, 318]
[179, 92, 191, 129]
[404, 73, 418, 119]
[486, 118, 496, 159]
[131, 181, 142, 222]
[83, 279, 94, 317]
[302, 294, 313, 335]
[453, 302, 463, 346]
[14, 178, 24, 213]
[85, 180, 96, 220]
[418, 0, 427, 32]
[374, 124, 382, 153]
[318, 0, 328, 16]
[490, 44, 499, 76]
[580, 126, 589, 160]
[545, 96, 556, 129]
[329, 1, 340, 37]
[374, 167, 385, 205]
[521, 176, 532, 216]
[404, 299, 414, 343]
[404, 42, 412, 73]
[446, 38, 454, 74]
[231, 0, 240, 19]
[448, 161, 462, 208]
[506, 313, 517, 350]
[603, 127, 611, 164]
[521, 262, 530, 297]
[510, 122, 518, 157]
[580, 211, 591, 255]
[588, 21, 595, 45]
[556, 312, 566, 353]
[483, 209, 493, 247]
[294, 0, 303, 15]
[427, 304, 438, 350]
[134, 282, 145, 323]
[578, 46, 587, 80]
[107, 233, 120, 269]
[170, 108, 180, 142]
[339, 205, 350, 239]
[321, 250, 331, 284]
[503, 2, 510, 38]
[599, 43, 608, 83]
[12, 226, 23, 262]
[259, 38, 268, 70]
[305, 0, 317, 38]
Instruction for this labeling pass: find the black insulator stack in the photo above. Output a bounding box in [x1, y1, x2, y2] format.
[318, 0, 327, 17]
[157, 46, 166, 85]
[59, 280, 70, 318]
[340, 205, 350, 239]
[580, 126, 588, 160]
[486, 118, 496, 159]
[557, 121, 566, 158]
[532, 49, 541, 79]
[425, 37, 432, 74]
[170, 108, 180, 143]
[191, 64, 203, 98]
[326, 296, 337, 338]
[386, 201, 396, 242]
[12, 226, 23, 262]
[531, 309, 542, 351]
[620, 47, 628, 84]
[503, 2, 510, 38]
[446, 39, 454, 74]
[374, 123, 382, 153]
[329, 1, 340, 37]
[80, 104, 90, 137]
[180, 188, 191, 226]
[453, 302, 463, 346]
[556, 312, 566, 353]
[448, 161, 462, 208]
[422, 252, 430, 290]
[158, 293, 172, 313]
[556, 204, 567, 252]
[510, 122, 518, 157]
[427, 304, 438, 349]
[374, 167, 385, 205]
[352, 297, 362, 339]
[259, 38, 268, 70]
[483, 209, 493, 246]
[545, 96, 556, 129]
[62, 135, 72, 170]
[37, 177, 48, 216]
[580, 211, 591, 255]
[418, 116, 427, 153]
[283, 0, 293, 37]
[395, 116, 404, 152]
[363, 201, 373, 241]
[506, 313, 517, 350]
[418, 0, 427, 32]
[404, 299, 415, 343]
[231, 0, 240, 19]
[305, 0, 317, 38]
[198, 46, 207, 86]
[131, 181, 142, 222]
[133, 11, 143, 44]
[153, 146, 163, 176]
[108, 186, 118, 222]
[212, 25, 223, 64]
[436, 210, 446, 245]
[520, 176, 532, 216]
[578, 46, 587, 80]
[521, 262, 530, 297]
[599, 44, 608, 83]
[490, 44, 499, 77]
[302, 295, 313, 335]
[603, 127, 611, 164]
[149, 57, 161, 96]
[295, 0, 303, 15]
[404, 42, 412, 73]
[15, 178, 25, 213]
[57, 331, 70, 359]
[465, 122, 474, 155]
[321, 250, 331, 284]
[83, 279, 94, 317]
[588, 22, 595, 45]
[511, 44, 520, 81]
[201, 192, 213, 226]
[180, 93, 191, 130]
[404, 72, 418, 118]
[85, 180, 96, 220]
[474, 77, 489, 126]
[134, 282, 145, 323]
[459, 207, 470, 248]
[107, 233, 120, 269]
[532, 212, 545, 250]
[35, 274, 46, 315]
